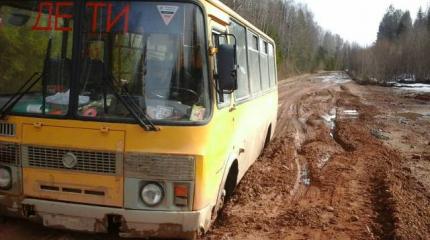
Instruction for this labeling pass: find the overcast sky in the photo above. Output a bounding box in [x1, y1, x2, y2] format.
[297, 0, 430, 46]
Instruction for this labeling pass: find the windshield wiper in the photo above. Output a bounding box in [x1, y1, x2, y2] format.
[0, 72, 43, 119]
[0, 37, 53, 119]
[103, 74, 158, 131]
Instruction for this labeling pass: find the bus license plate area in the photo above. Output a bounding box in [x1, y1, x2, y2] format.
[42, 214, 104, 233]
[23, 168, 124, 207]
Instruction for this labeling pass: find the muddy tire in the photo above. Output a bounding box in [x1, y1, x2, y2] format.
[263, 125, 272, 149]
[224, 163, 238, 200]
[211, 163, 238, 225]
[211, 189, 226, 225]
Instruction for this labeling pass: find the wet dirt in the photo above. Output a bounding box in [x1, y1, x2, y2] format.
[205, 72, 430, 240]
[1, 72, 430, 240]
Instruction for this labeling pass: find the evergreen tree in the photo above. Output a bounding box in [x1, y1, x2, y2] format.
[414, 7, 425, 28]
[377, 5, 403, 41]
[427, 8, 430, 31]
[397, 11, 412, 36]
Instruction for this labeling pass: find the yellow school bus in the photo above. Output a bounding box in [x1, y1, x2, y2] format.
[0, 0, 277, 238]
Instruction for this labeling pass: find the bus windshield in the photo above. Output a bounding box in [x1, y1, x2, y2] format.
[0, 1, 210, 123]
[78, 2, 210, 122]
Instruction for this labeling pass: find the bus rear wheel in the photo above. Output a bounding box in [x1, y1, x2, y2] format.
[263, 125, 272, 149]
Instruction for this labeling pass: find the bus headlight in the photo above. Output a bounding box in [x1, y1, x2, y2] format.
[0, 167, 12, 190]
[140, 183, 164, 206]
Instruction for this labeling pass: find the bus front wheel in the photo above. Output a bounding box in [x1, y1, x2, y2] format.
[212, 161, 238, 224]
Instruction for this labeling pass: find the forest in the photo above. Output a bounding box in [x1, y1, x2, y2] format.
[221, 0, 430, 83]
[347, 6, 430, 83]
[222, 0, 345, 78]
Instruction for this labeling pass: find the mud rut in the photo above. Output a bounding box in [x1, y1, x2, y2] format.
[205, 73, 430, 240]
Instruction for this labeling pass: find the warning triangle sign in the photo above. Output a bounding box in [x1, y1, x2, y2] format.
[157, 5, 179, 26]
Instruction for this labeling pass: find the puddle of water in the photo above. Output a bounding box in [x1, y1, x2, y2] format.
[300, 165, 311, 186]
[321, 109, 336, 123]
[321, 108, 336, 137]
[343, 110, 359, 115]
[394, 83, 430, 93]
[316, 73, 352, 84]
[317, 153, 331, 169]
[338, 109, 360, 119]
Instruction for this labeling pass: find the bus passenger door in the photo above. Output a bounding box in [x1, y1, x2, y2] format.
[227, 23, 254, 180]
[212, 26, 248, 182]
[210, 27, 238, 181]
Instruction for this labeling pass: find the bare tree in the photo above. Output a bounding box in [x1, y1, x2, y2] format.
[221, 0, 347, 78]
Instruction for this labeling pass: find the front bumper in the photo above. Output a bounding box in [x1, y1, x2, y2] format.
[0, 195, 211, 239]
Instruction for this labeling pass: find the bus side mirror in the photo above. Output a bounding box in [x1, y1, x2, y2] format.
[216, 44, 238, 92]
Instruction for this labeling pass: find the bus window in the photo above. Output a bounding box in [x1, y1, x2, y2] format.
[229, 21, 250, 101]
[0, 2, 73, 116]
[251, 35, 259, 50]
[248, 32, 261, 94]
[260, 39, 270, 91]
[268, 43, 277, 87]
[212, 31, 231, 107]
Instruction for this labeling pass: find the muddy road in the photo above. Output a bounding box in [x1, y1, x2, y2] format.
[206, 72, 430, 240]
[1, 72, 430, 240]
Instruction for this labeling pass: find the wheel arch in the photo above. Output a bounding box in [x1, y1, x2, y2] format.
[264, 124, 273, 148]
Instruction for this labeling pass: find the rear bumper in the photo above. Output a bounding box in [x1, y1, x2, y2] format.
[0, 195, 211, 239]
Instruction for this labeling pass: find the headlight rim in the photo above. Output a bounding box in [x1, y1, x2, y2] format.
[0, 166, 12, 190]
[140, 182, 164, 207]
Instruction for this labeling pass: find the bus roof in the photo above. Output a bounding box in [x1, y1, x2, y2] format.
[202, 0, 275, 44]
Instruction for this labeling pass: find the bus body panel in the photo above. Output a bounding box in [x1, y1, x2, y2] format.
[233, 90, 278, 182]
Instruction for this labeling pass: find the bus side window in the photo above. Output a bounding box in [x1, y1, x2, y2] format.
[268, 43, 277, 87]
[212, 31, 231, 108]
[248, 32, 261, 95]
[229, 20, 250, 102]
[260, 39, 270, 91]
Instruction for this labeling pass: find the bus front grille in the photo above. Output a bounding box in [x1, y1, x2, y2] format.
[0, 122, 16, 137]
[22, 146, 119, 174]
[0, 142, 20, 166]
